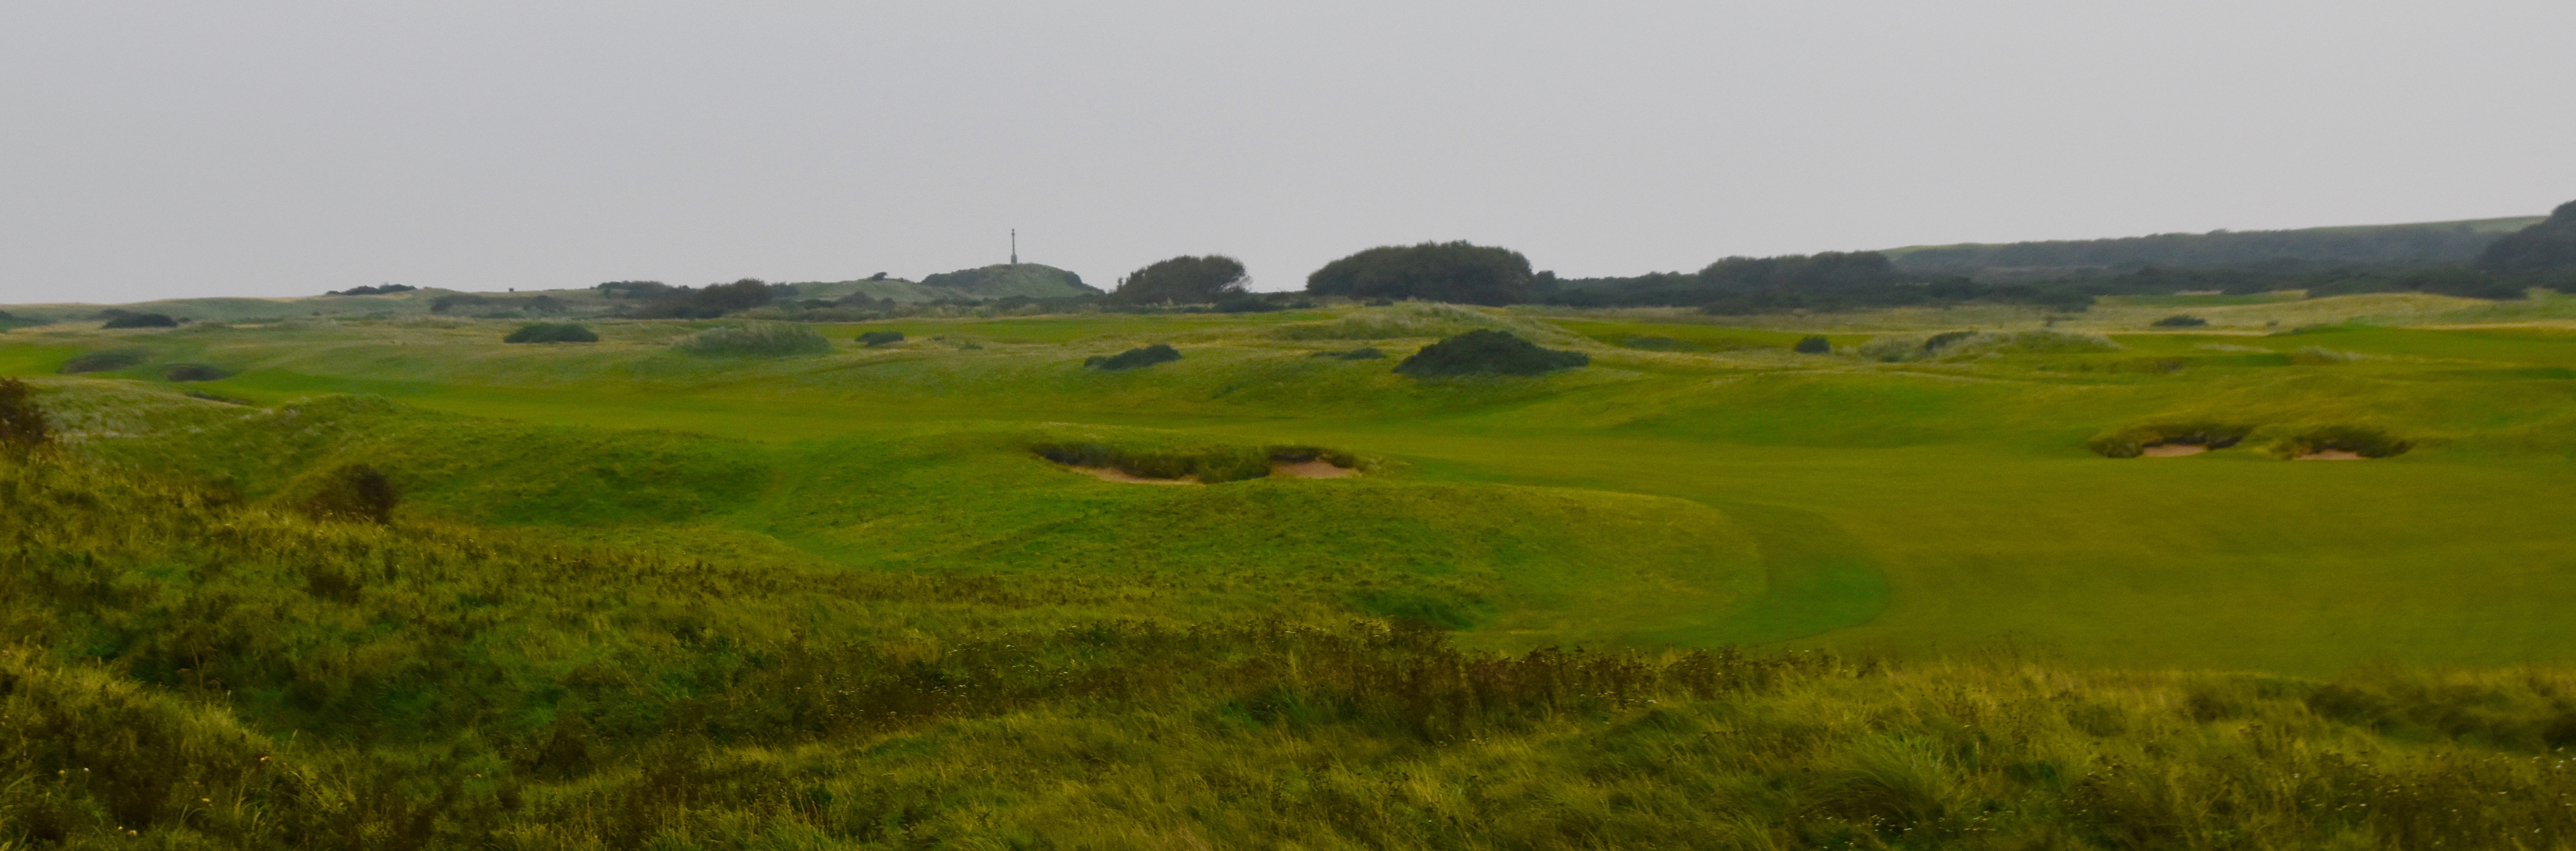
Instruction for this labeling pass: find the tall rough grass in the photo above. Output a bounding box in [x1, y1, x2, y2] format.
[1861, 329, 2122, 362]
[674, 322, 832, 356]
[9, 449, 2576, 847]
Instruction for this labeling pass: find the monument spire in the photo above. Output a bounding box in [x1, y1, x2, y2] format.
[1010, 229, 1017, 265]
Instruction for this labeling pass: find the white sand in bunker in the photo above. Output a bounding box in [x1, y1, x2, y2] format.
[1069, 466, 1198, 485]
[1272, 460, 1358, 478]
[2296, 450, 2367, 460]
[2139, 443, 2209, 457]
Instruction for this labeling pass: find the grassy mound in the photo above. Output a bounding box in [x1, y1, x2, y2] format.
[57, 351, 141, 374]
[2088, 421, 2255, 458]
[1395, 329, 1588, 377]
[858, 330, 905, 347]
[917, 263, 1095, 298]
[2274, 424, 2413, 459]
[674, 322, 830, 356]
[1308, 347, 1386, 360]
[503, 322, 599, 343]
[101, 313, 178, 329]
[160, 363, 230, 382]
[1084, 344, 1180, 371]
[1275, 302, 1512, 341]
[1861, 329, 2123, 362]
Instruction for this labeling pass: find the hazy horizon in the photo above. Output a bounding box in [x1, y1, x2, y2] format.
[5, 2, 2571, 302]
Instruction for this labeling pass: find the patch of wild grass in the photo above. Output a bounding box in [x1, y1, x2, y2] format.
[674, 322, 831, 356]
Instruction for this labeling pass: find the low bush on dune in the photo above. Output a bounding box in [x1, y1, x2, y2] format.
[2088, 421, 2254, 458]
[676, 322, 832, 356]
[2273, 425, 2412, 459]
[1308, 347, 1386, 360]
[504, 322, 599, 343]
[102, 312, 179, 329]
[858, 330, 906, 347]
[2153, 314, 2210, 327]
[58, 351, 143, 374]
[1396, 329, 1587, 377]
[161, 363, 230, 382]
[1085, 344, 1181, 371]
[1793, 335, 1832, 354]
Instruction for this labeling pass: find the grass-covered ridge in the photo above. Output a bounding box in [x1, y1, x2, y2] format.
[10, 451, 2576, 847]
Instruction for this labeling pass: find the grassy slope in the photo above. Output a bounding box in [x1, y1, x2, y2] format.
[7, 299, 2576, 674]
[11, 455, 2576, 848]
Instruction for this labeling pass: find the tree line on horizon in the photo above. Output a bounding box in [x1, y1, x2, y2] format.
[169, 200, 2568, 325]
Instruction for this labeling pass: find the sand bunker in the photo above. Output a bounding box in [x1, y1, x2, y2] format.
[2295, 450, 2366, 461]
[1070, 466, 1198, 485]
[2139, 443, 2209, 457]
[1272, 460, 1358, 478]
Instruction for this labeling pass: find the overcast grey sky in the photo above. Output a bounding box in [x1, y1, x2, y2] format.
[3, 2, 2569, 302]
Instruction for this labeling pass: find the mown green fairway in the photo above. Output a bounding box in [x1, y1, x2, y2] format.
[9, 299, 2575, 674]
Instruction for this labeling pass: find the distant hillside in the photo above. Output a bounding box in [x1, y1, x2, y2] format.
[917, 263, 1099, 298]
[0, 264, 1105, 321]
[2477, 201, 2576, 272]
[1885, 216, 2543, 276]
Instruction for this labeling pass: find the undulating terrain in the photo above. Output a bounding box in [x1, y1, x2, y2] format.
[8, 287, 2576, 848]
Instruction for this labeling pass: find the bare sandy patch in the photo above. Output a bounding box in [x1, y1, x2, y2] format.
[1069, 466, 1198, 485]
[2139, 443, 2208, 457]
[1271, 460, 1358, 478]
[2296, 450, 2366, 461]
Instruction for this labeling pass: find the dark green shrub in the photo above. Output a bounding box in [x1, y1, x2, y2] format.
[504, 323, 599, 343]
[303, 463, 397, 524]
[2273, 425, 2411, 459]
[1793, 335, 1832, 354]
[0, 378, 49, 452]
[2477, 200, 2576, 273]
[2088, 422, 2254, 458]
[1364, 297, 1396, 307]
[2153, 315, 2210, 328]
[1393, 330, 1588, 377]
[101, 313, 178, 329]
[1306, 242, 1535, 306]
[58, 351, 142, 373]
[1310, 347, 1386, 361]
[1111, 255, 1249, 305]
[161, 363, 230, 382]
[858, 331, 906, 347]
[1085, 344, 1182, 371]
